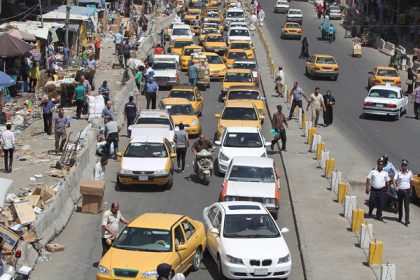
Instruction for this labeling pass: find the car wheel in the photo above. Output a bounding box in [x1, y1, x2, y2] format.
[305, 67, 310, 78]
[218, 258, 228, 280]
[272, 212, 278, 220]
[412, 188, 419, 204]
[166, 173, 174, 189]
[192, 248, 202, 271]
[332, 75, 338, 81]
[116, 176, 126, 190]
[395, 109, 401, 120]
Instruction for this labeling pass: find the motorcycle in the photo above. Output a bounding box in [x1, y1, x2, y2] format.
[195, 149, 213, 185]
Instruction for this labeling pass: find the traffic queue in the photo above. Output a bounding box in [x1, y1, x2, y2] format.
[97, 1, 292, 279]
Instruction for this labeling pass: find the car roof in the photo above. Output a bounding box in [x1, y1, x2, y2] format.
[231, 156, 274, 167]
[129, 213, 184, 229]
[226, 68, 253, 74]
[161, 97, 191, 105]
[171, 85, 196, 90]
[225, 101, 255, 108]
[218, 202, 268, 215]
[139, 109, 170, 118]
[369, 85, 401, 91]
[225, 126, 260, 133]
[233, 60, 257, 64]
[313, 54, 336, 59]
[375, 66, 398, 70]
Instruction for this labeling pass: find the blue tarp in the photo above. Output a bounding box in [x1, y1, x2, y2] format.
[0, 71, 15, 88]
[78, 0, 105, 8]
[55, 5, 97, 16]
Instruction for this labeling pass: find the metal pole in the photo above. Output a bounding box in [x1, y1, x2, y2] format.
[38, 0, 44, 28]
[65, 0, 71, 48]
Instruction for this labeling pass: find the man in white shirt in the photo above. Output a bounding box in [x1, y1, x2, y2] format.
[93, 156, 108, 181]
[366, 158, 390, 221]
[101, 202, 129, 256]
[1, 124, 15, 173]
[393, 159, 413, 226]
[275, 66, 285, 97]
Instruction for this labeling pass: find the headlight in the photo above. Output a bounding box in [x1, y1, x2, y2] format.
[223, 88, 229, 92]
[278, 254, 290, 264]
[98, 265, 110, 275]
[226, 254, 243, 264]
[141, 270, 159, 278]
[224, 195, 237, 202]
[155, 169, 168, 175]
[264, 198, 277, 205]
[260, 152, 267, 157]
[219, 152, 229, 161]
[192, 119, 198, 125]
[120, 169, 133, 175]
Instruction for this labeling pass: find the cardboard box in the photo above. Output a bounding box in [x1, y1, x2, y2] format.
[41, 187, 55, 203]
[80, 179, 105, 196]
[22, 227, 38, 243]
[0, 224, 20, 251]
[28, 195, 40, 207]
[81, 195, 103, 214]
[45, 243, 65, 253]
[10, 201, 36, 225]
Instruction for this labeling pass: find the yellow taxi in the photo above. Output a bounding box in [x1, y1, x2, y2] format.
[221, 68, 255, 96]
[168, 85, 204, 115]
[205, 18, 224, 32]
[224, 86, 266, 117]
[203, 33, 227, 54]
[228, 40, 255, 59]
[180, 45, 204, 70]
[207, 0, 219, 7]
[281, 22, 302, 40]
[413, 174, 420, 202]
[96, 213, 206, 280]
[184, 8, 203, 24]
[202, 52, 228, 80]
[223, 49, 249, 68]
[116, 127, 175, 188]
[214, 101, 264, 139]
[169, 38, 194, 56]
[159, 98, 201, 136]
[199, 27, 219, 44]
[368, 66, 401, 88]
[305, 54, 339, 81]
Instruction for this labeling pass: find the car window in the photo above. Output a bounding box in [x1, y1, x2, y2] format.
[230, 43, 251, 50]
[223, 214, 280, 238]
[173, 29, 191, 36]
[227, 11, 244, 18]
[228, 165, 275, 183]
[316, 57, 336, 64]
[113, 227, 172, 252]
[169, 90, 195, 101]
[222, 107, 257, 120]
[223, 132, 263, 147]
[289, 10, 301, 15]
[225, 73, 252, 82]
[228, 90, 260, 100]
[181, 219, 196, 240]
[207, 55, 223, 64]
[166, 104, 196, 115]
[184, 48, 202, 55]
[153, 61, 177, 70]
[174, 225, 185, 245]
[310, 56, 316, 63]
[229, 29, 249, 36]
[232, 62, 258, 71]
[174, 41, 193, 49]
[206, 35, 224, 42]
[286, 23, 300, 29]
[124, 142, 168, 158]
[213, 211, 222, 231]
[207, 206, 219, 225]
[376, 69, 398, 77]
[227, 52, 248, 60]
[368, 89, 398, 98]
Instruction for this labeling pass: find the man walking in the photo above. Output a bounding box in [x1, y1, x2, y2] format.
[366, 158, 390, 221]
[274, 66, 285, 97]
[41, 95, 54, 135]
[114, 31, 123, 55]
[124, 96, 137, 137]
[188, 61, 199, 86]
[73, 81, 86, 119]
[98, 80, 111, 104]
[1, 124, 15, 173]
[105, 116, 121, 158]
[271, 105, 288, 151]
[101, 203, 129, 256]
[323, 90, 335, 126]
[394, 159, 413, 226]
[94, 36, 101, 60]
[122, 40, 131, 67]
[174, 123, 189, 172]
[306, 87, 325, 127]
[413, 83, 420, 119]
[145, 77, 159, 109]
[102, 101, 114, 124]
[288, 81, 308, 120]
[93, 156, 108, 181]
[52, 108, 69, 152]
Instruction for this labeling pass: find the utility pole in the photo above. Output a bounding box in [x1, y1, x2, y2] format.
[38, 0, 44, 28]
[65, 0, 71, 48]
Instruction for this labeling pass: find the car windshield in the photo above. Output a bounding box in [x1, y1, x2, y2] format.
[368, 89, 399, 98]
[203, 29, 217, 34]
[188, 10, 201, 15]
[153, 62, 177, 70]
[229, 29, 249, 36]
[223, 132, 262, 147]
[173, 29, 191, 36]
[289, 10, 301, 15]
[228, 52, 248, 60]
[232, 62, 258, 71]
[225, 73, 252, 82]
[169, 90, 195, 101]
[124, 142, 168, 158]
[113, 227, 172, 252]
[330, 6, 340, 11]
[228, 90, 260, 100]
[136, 117, 174, 129]
[174, 41, 193, 48]
[207, 35, 224, 42]
[227, 11, 244, 18]
[207, 13, 219, 18]
[223, 214, 280, 238]
[286, 23, 300, 28]
[203, 23, 218, 28]
[222, 107, 257, 120]
[207, 56, 223, 64]
[228, 165, 275, 183]
[230, 43, 251, 50]
[316, 57, 336, 64]
[376, 69, 398, 77]
[184, 48, 202, 55]
[166, 104, 196, 115]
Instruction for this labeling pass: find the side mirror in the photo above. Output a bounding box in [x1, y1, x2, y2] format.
[368, 71, 373, 75]
[214, 113, 221, 118]
[116, 152, 123, 157]
[211, 228, 219, 235]
[280, 227, 289, 234]
[177, 244, 188, 251]
[265, 142, 271, 147]
[215, 140, 221, 146]
[171, 152, 177, 158]
[259, 115, 265, 120]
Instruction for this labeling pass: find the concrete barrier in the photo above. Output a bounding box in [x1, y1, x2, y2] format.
[331, 170, 341, 193]
[380, 263, 396, 280]
[324, 157, 334, 178]
[343, 195, 356, 218]
[360, 223, 373, 249]
[337, 182, 348, 204]
[351, 208, 364, 233]
[368, 240, 383, 266]
[378, 40, 395, 56]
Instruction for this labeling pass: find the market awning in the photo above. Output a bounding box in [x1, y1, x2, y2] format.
[0, 21, 65, 40]
[0, 33, 33, 57]
[7, 29, 36, 42]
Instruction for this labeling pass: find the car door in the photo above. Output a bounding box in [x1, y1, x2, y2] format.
[203, 205, 219, 259]
[173, 224, 190, 273]
[400, 89, 409, 110]
[212, 209, 223, 258]
[179, 218, 198, 270]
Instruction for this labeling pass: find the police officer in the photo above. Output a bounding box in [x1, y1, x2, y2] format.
[124, 96, 137, 137]
[393, 159, 414, 226]
[366, 158, 390, 221]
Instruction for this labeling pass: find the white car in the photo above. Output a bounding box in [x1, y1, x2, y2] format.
[215, 127, 269, 174]
[225, 8, 246, 27]
[227, 27, 251, 45]
[227, 21, 248, 30]
[286, 9, 303, 24]
[363, 85, 409, 120]
[231, 60, 260, 85]
[314, 0, 323, 5]
[220, 156, 281, 218]
[131, 110, 176, 144]
[329, 6, 342, 20]
[170, 25, 193, 43]
[273, 0, 289, 13]
[152, 55, 180, 88]
[202, 202, 292, 279]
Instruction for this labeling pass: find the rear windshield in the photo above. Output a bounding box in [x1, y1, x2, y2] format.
[232, 62, 257, 71]
[230, 42, 251, 50]
[222, 107, 257, 120]
[227, 52, 248, 60]
[376, 69, 398, 77]
[174, 41, 193, 48]
[316, 57, 336, 64]
[225, 73, 253, 82]
[368, 89, 399, 98]
[227, 11, 244, 18]
[207, 56, 223, 64]
[228, 90, 260, 100]
[207, 35, 224, 42]
[286, 23, 300, 28]
[173, 29, 191, 36]
[169, 90, 195, 101]
[153, 61, 177, 70]
[229, 29, 249, 36]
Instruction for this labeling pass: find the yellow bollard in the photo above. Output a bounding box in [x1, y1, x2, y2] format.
[337, 182, 348, 204]
[316, 142, 326, 160]
[325, 157, 335, 178]
[307, 127, 317, 144]
[368, 240, 383, 266]
[302, 113, 307, 130]
[352, 208, 365, 233]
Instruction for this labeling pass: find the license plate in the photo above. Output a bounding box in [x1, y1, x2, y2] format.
[214, 49, 220, 52]
[212, 73, 218, 77]
[254, 268, 268, 276]
[159, 82, 165, 86]
[323, 67, 331, 70]
[138, 175, 148, 181]
[376, 104, 384, 107]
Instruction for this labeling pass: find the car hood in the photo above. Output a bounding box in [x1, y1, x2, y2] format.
[122, 157, 167, 171]
[226, 181, 275, 198]
[222, 236, 289, 259]
[171, 115, 198, 125]
[219, 119, 261, 128]
[220, 146, 265, 159]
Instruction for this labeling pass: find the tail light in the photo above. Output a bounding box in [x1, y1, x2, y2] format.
[374, 79, 381, 84]
[333, 68, 339, 71]
[395, 80, 401, 85]
[314, 67, 320, 70]
[364, 101, 373, 106]
[221, 180, 228, 201]
[275, 183, 281, 206]
[386, 104, 397, 108]
[15, 249, 22, 259]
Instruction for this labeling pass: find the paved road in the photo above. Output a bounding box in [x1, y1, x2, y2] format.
[260, 0, 420, 172]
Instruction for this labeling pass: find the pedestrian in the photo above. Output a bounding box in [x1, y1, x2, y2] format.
[413, 82, 420, 119]
[405, 67, 414, 94]
[188, 61, 199, 86]
[325, 4, 331, 17]
[307, 87, 325, 127]
[81, 46, 89, 67]
[94, 36, 101, 60]
[299, 37, 310, 59]
[317, 3, 323, 19]
[98, 80, 111, 104]
[256, 2, 261, 15]
[383, 154, 398, 211]
[173, 123, 189, 172]
[73, 81, 86, 119]
[41, 95, 54, 135]
[136, 66, 144, 90]
[29, 62, 40, 93]
[250, 13, 258, 31]
[274, 66, 285, 97]
[52, 108, 69, 152]
[271, 105, 288, 151]
[124, 96, 137, 137]
[393, 159, 413, 226]
[87, 55, 97, 71]
[155, 44, 165, 55]
[366, 158, 390, 221]
[288, 81, 308, 120]
[80, 74, 91, 94]
[145, 77, 159, 109]
[253, 0, 258, 14]
[323, 90, 335, 126]
[122, 40, 131, 67]
[64, 46, 70, 67]
[258, 8, 265, 26]
[102, 101, 114, 124]
[145, 62, 155, 83]
[114, 31, 123, 55]
[101, 202, 129, 256]
[1, 124, 15, 173]
[93, 156, 108, 180]
[157, 263, 172, 280]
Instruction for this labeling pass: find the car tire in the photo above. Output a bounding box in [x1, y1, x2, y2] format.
[116, 177, 126, 191]
[218, 258, 228, 280]
[192, 248, 202, 271]
[272, 212, 278, 220]
[332, 75, 338, 81]
[395, 109, 401, 120]
[166, 173, 174, 189]
[412, 188, 419, 204]
[305, 68, 312, 79]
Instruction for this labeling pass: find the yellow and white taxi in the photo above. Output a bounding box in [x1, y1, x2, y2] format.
[225, 86, 266, 117]
[305, 54, 339, 81]
[97, 213, 206, 279]
[228, 40, 255, 59]
[168, 85, 204, 115]
[199, 27, 219, 44]
[280, 22, 302, 39]
[159, 98, 201, 136]
[184, 8, 203, 24]
[221, 68, 255, 96]
[367, 66, 401, 89]
[223, 49, 249, 68]
[203, 33, 228, 54]
[169, 38, 194, 56]
[202, 52, 228, 80]
[180, 45, 204, 70]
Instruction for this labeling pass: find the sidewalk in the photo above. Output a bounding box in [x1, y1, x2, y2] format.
[252, 15, 420, 280]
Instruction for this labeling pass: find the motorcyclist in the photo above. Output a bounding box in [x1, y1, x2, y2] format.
[382, 154, 398, 211]
[191, 134, 214, 172]
[328, 25, 335, 42]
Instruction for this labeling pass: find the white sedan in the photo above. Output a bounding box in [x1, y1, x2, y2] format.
[202, 202, 292, 279]
[363, 85, 409, 120]
[227, 27, 252, 45]
[273, 0, 289, 13]
[286, 9, 303, 25]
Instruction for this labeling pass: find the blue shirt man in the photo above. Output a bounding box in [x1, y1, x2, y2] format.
[114, 32, 123, 44]
[99, 81, 111, 103]
[145, 77, 159, 109]
[188, 62, 199, 85]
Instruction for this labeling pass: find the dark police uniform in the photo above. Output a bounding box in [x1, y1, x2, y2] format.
[124, 101, 137, 136]
[367, 167, 390, 220]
